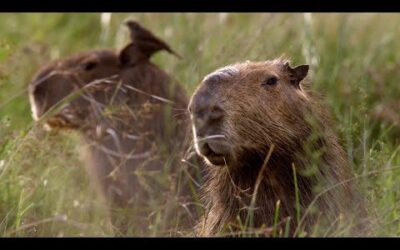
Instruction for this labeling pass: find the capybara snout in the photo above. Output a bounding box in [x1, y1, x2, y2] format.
[29, 50, 122, 129]
[30, 73, 75, 120]
[189, 89, 227, 166]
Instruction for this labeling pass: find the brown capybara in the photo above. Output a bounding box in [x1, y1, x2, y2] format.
[188, 58, 367, 236]
[28, 21, 199, 235]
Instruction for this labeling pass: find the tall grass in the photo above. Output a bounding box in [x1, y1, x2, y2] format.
[0, 13, 399, 236]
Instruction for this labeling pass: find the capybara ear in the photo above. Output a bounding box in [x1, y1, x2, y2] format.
[118, 43, 144, 67]
[283, 62, 309, 85]
[292, 65, 309, 82]
[119, 43, 133, 66]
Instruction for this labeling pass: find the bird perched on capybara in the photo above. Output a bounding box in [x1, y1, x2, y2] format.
[28, 21, 196, 235]
[188, 58, 367, 236]
[125, 20, 182, 59]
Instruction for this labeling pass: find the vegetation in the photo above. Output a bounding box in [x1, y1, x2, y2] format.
[0, 13, 399, 236]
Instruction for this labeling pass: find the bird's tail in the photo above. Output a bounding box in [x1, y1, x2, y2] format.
[167, 48, 183, 60]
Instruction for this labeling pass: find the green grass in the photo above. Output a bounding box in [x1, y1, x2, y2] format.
[0, 13, 399, 237]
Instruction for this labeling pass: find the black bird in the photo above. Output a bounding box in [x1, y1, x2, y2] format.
[125, 20, 182, 59]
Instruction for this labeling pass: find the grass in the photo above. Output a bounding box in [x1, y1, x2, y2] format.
[0, 13, 400, 237]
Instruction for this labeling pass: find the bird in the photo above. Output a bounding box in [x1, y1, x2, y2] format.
[124, 20, 182, 60]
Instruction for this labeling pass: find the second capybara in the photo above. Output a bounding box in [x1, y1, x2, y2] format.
[28, 21, 199, 235]
[189, 58, 367, 236]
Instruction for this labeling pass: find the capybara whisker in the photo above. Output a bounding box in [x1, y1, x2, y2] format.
[196, 135, 226, 142]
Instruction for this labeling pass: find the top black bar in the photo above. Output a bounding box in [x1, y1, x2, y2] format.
[1, 0, 400, 12]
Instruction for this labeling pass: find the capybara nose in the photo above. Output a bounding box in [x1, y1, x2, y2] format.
[31, 82, 46, 101]
[189, 92, 224, 125]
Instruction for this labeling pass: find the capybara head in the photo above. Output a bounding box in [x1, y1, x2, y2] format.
[29, 22, 185, 133]
[189, 59, 312, 169]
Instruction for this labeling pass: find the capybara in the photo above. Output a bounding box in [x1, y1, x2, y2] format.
[188, 58, 367, 236]
[28, 21, 198, 235]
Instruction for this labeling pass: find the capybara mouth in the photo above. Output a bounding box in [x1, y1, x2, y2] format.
[198, 139, 231, 166]
[45, 113, 80, 130]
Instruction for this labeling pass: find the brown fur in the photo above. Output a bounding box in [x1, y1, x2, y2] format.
[189, 59, 367, 236]
[28, 24, 197, 235]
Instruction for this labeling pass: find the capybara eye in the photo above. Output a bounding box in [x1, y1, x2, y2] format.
[81, 61, 98, 71]
[262, 76, 278, 87]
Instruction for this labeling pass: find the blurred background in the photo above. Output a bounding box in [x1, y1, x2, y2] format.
[0, 13, 399, 236]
